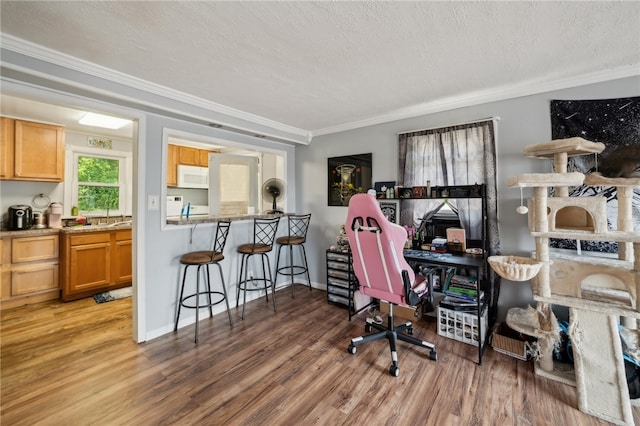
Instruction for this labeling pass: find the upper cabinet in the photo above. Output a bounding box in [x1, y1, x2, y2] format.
[1, 117, 15, 179]
[1, 118, 65, 182]
[177, 146, 199, 166]
[167, 143, 178, 187]
[167, 144, 217, 187]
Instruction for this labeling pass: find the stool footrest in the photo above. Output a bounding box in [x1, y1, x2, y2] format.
[276, 265, 309, 276]
[180, 291, 227, 309]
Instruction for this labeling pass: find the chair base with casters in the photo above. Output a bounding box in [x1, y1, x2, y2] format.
[174, 221, 233, 343]
[348, 302, 437, 377]
[235, 216, 280, 320]
[274, 213, 312, 298]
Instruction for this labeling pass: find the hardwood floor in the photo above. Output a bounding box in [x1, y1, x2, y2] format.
[2, 288, 638, 425]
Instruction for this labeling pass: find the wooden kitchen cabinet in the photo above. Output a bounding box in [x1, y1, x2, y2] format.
[167, 143, 178, 187]
[167, 144, 219, 186]
[60, 229, 132, 301]
[178, 146, 199, 166]
[1, 117, 15, 179]
[112, 230, 132, 284]
[199, 149, 212, 167]
[63, 232, 110, 300]
[1, 118, 65, 182]
[0, 233, 60, 310]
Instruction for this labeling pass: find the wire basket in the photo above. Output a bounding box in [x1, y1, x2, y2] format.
[488, 256, 542, 282]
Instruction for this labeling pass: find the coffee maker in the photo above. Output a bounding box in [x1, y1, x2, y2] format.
[8, 205, 33, 230]
[48, 202, 63, 229]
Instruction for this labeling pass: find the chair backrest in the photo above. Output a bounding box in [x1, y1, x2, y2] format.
[253, 216, 280, 247]
[287, 213, 311, 241]
[345, 193, 415, 306]
[211, 220, 232, 253]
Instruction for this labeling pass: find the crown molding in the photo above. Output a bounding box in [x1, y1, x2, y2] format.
[1, 34, 311, 144]
[311, 64, 640, 137]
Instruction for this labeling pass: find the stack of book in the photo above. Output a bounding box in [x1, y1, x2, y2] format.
[441, 274, 484, 312]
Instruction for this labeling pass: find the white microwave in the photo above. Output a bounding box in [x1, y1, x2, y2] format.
[177, 165, 208, 189]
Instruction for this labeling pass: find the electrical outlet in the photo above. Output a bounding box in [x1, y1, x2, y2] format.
[148, 195, 159, 210]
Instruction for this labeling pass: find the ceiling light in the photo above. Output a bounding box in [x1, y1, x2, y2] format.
[79, 112, 130, 129]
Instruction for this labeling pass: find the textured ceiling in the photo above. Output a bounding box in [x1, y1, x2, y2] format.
[1, 1, 639, 135]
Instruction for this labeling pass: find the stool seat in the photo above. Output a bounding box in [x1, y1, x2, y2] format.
[276, 236, 305, 245]
[180, 251, 224, 264]
[237, 243, 272, 254]
[174, 221, 233, 343]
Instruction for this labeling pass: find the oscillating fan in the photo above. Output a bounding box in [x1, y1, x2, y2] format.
[262, 178, 286, 214]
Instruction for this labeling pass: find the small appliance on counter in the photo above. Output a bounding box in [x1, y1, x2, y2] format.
[166, 195, 184, 217]
[8, 205, 33, 230]
[32, 212, 47, 229]
[48, 202, 63, 229]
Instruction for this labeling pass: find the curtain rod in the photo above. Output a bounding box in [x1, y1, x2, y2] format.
[397, 117, 500, 136]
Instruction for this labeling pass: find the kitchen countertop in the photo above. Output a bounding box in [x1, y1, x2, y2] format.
[166, 213, 288, 226]
[59, 223, 132, 233]
[0, 228, 61, 237]
[1, 223, 132, 237]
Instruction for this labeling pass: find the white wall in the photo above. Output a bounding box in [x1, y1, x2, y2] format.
[297, 76, 640, 321]
[142, 114, 297, 339]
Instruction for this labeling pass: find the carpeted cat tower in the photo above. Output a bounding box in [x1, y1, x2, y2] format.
[489, 137, 640, 425]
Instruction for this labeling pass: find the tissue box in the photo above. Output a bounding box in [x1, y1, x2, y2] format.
[380, 301, 422, 322]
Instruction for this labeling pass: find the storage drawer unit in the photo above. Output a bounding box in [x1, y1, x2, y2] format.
[326, 249, 371, 320]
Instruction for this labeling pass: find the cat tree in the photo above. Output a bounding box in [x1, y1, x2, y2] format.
[489, 137, 640, 425]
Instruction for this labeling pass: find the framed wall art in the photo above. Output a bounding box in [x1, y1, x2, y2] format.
[378, 200, 400, 224]
[328, 153, 372, 206]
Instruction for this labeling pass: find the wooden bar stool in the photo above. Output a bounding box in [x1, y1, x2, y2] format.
[274, 213, 312, 298]
[235, 216, 280, 320]
[174, 221, 233, 343]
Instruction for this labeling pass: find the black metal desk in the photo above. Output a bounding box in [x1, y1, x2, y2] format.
[403, 249, 489, 364]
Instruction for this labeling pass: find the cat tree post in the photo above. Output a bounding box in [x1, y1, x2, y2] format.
[554, 151, 569, 197]
[618, 186, 634, 262]
[619, 185, 636, 329]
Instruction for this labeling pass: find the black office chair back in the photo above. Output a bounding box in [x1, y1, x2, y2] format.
[287, 213, 311, 242]
[211, 221, 231, 254]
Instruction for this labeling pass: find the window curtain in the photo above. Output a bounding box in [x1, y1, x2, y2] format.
[398, 119, 501, 313]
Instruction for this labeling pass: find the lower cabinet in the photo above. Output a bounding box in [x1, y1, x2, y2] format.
[112, 230, 132, 284]
[60, 229, 132, 301]
[0, 233, 60, 310]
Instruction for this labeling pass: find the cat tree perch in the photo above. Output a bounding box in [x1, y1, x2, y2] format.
[491, 137, 640, 425]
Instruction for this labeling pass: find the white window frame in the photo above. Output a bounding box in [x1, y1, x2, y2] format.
[64, 146, 132, 217]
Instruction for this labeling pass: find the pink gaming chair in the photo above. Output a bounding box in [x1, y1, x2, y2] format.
[345, 193, 437, 376]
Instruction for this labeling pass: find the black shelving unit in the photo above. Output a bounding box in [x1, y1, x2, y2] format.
[398, 183, 492, 364]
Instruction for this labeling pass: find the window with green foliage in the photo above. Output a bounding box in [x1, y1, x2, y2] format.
[66, 147, 131, 216]
[77, 156, 121, 212]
